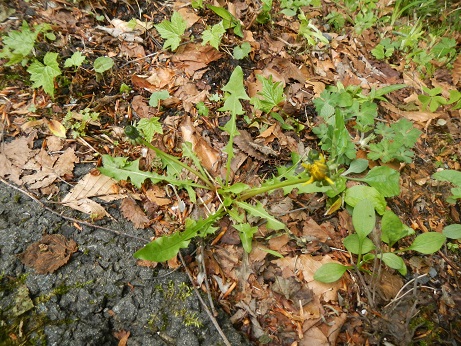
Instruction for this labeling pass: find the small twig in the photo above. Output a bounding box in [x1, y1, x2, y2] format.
[178, 252, 232, 346]
[199, 241, 218, 316]
[0, 177, 149, 242]
[383, 273, 429, 309]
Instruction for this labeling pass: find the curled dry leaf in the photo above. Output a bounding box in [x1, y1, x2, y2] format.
[18, 234, 78, 274]
[47, 119, 67, 138]
[120, 197, 150, 229]
[180, 116, 220, 175]
[62, 172, 125, 220]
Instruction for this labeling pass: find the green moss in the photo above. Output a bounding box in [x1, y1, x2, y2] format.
[148, 280, 203, 331]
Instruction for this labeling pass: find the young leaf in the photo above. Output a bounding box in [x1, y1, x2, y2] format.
[0, 21, 40, 65]
[218, 182, 250, 194]
[349, 166, 400, 197]
[432, 169, 461, 187]
[352, 199, 376, 240]
[27, 52, 62, 98]
[98, 155, 162, 188]
[345, 185, 387, 215]
[443, 224, 461, 239]
[134, 231, 192, 262]
[343, 234, 375, 255]
[381, 209, 413, 246]
[314, 263, 350, 283]
[94, 56, 114, 73]
[201, 22, 226, 50]
[234, 201, 285, 230]
[218, 66, 250, 116]
[381, 253, 407, 275]
[149, 90, 170, 107]
[342, 159, 369, 176]
[407, 232, 446, 254]
[257, 247, 284, 258]
[432, 169, 461, 203]
[250, 75, 285, 113]
[219, 66, 249, 182]
[234, 223, 258, 253]
[98, 155, 204, 190]
[155, 11, 187, 51]
[207, 5, 243, 38]
[137, 117, 163, 142]
[64, 51, 86, 68]
[233, 42, 251, 60]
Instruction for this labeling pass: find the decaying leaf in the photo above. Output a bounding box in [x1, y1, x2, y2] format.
[0, 134, 36, 185]
[180, 116, 220, 175]
[120, 197, 150, 229]
[145, 185, 171, 206]
[234, 130, 269, 162]
[21, 147, 78, 190]
[18, 234, 78, 274]
[47, 119, 67, 138]
[273, 254, 343, 302]
[113, 330, 130, 346]
[171, 43, 223, 76]
[62, 172, 125, 220]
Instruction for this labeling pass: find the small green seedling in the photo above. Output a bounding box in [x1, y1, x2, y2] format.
[27, 52, 62, 98]
[0, 20, 55, 66]
[93, 56, 114, 74]
[155, 11, 187, 51]
[202, 22, 226, 50]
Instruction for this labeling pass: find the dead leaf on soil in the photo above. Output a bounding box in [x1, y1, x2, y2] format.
[113, 330, 130, 346]
[120, 197, 150, 229]
[62, 172, 125, 220]
[273, 254, 343, 302]
[172, 43, 223, 76]
[96, 18, 153, 43]
[18, 234, 78, 274]
[180, 116, 221, 176]
[22, 147, 77, 190]
[145, 185, 171, 206]
[0, 134, 36, 185]
[381, 102, 442, 123]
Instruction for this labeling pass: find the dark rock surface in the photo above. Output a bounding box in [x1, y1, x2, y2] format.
[0, 181, 250, 345]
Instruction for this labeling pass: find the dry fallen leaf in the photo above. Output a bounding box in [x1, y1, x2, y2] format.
[18, 234, 78, 274]
[22, 147, 78, 190]
[180, 116, 220, 175]
[47, 119, 67, 138]
[145, 185, 171, 206]
[113, 330, 130, 346]
[0, 134, 36, 185]
[120, 197, 150, 229]
[62, 172, 124, 220]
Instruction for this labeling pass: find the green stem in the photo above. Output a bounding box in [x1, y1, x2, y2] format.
[238, 178, 310, 201]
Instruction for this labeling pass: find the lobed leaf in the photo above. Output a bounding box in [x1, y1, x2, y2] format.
[234, 201, 285, 230]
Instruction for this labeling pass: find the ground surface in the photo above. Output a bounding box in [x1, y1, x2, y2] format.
[1, 0, 461, 345]
[0, 180, 250, 346]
